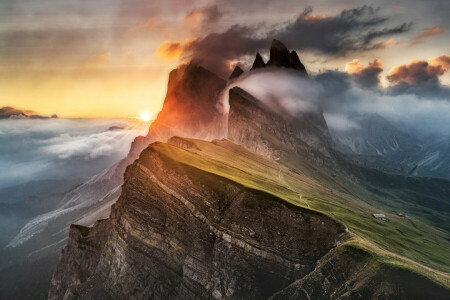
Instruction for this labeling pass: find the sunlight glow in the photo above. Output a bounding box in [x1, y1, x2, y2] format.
[139, 112, 152, 122]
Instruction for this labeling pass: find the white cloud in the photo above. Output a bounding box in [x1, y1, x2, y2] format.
[0, 118, 148, 188]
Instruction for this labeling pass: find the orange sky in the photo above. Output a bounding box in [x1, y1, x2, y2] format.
[0, 0, 449, 118]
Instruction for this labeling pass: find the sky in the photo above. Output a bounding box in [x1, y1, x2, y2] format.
[0, 0, 449, 118]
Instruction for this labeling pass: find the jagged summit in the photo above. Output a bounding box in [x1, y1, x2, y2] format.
[230, 40, 307, 79]
[229, 65, 244, 80]
[289, 50, 307, 73]
[267, 39, 307, 74]
[267, 39, 291, 68]
[250, 52, 266, 70]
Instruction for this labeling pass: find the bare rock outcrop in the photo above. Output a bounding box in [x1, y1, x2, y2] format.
[229, 66, 244, 80]
[227, 87, 333, 160]
[49, 141, 344, 299]
[250, 52, 266, 70]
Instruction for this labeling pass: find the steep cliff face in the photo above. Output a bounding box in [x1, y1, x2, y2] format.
[147, 63, 227, 142]
[49, 140, 344, 299]
[49, 220, 109, 299]
[227, 87, 332, 160]
[270, 245, 450, 300]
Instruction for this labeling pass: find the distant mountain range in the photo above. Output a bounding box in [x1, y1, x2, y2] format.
[0, 106, 58, 119]
[330, 113, 450, 179]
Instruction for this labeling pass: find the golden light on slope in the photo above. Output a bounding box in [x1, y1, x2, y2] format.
[139, 112, 152, 122]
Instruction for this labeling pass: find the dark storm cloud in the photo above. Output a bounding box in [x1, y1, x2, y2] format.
[174, 5, 411, 77]
[276, 6, 411, 55]
[181, 25, 269, 77]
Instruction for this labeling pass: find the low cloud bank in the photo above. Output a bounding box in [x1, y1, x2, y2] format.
[0, 118, 147, 188]
[223, 68, 450, 136]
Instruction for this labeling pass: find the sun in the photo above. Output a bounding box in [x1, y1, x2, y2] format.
[139, 112, 152, 122]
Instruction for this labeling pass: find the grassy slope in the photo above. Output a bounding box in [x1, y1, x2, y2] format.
[150, 138, 450, 289]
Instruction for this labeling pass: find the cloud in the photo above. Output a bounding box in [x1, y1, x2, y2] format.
[323, 113, 361, 131]
[0, 119, 147, 188]
[175, 25, 269, 77]
[387, 59, 445, 84]
[79, 52, 111, 69]
[386, 55, 450, 98]
[170, 6, 411, 77]
[129, 17, 161, 32]
[429, 55, 450, 70]
[275, 6, 411, 55]
[223, 69, 323, 115]
[184, 5, 222, 29]
[411, 27, 446, 44]
[156, 39, 194, 61]
[346, 58, 383, 88]
[225, 67, 450, 136]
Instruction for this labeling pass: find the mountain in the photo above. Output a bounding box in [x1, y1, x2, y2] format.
[402, 133, 450, 178]
[249, 40, 307, 74]
[50, 45, 450, 298]
[228, 86, 332, 160]
[0, 106, 57, 119]
[330, 114, 421, 157]
[250, 52, 266, 70]
[329, 114, 450, 179]
[229, 66, 244, 80]
[5, 40, 449, 298]
[267, 39, 307, 74]
[49, 138, 345, 299]
[49, 137, 450, 298]
[0, 63, 227, 299]
[5, 63, 227, 250]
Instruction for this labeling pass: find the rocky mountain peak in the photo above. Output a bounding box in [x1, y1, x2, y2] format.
[267, 39, 291, 68]
[247, 40, 308, 74]
[289, 50, 307, 74]
[146, 62, 226, 142]
[250, 52, 266, 70]
[229, 65, 244, 80]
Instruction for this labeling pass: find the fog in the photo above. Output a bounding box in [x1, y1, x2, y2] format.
[224, 69, 450, 137]
[0, 118, 148, 189]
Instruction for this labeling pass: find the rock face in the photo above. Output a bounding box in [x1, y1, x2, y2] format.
[270, 246, 450, 300]
[148, 63, 227, 142]
[266, 40, 307, 75]
[228, 66, 244, 80]
[227, 87, 332, 160]
[289, 51, 307, 73]
[267, 39, 290, 68]
[49, 220, 109, 299]
[48, 140, 344, 299]
[250, 52, 266, 70]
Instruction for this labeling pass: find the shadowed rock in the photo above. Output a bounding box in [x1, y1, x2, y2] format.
[267, 39, 290, 68]
[229, 65, 244, 80]
[48, 139, 344, 299]
[289, 50, 307, 74]
[250, 52, 266, 70]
